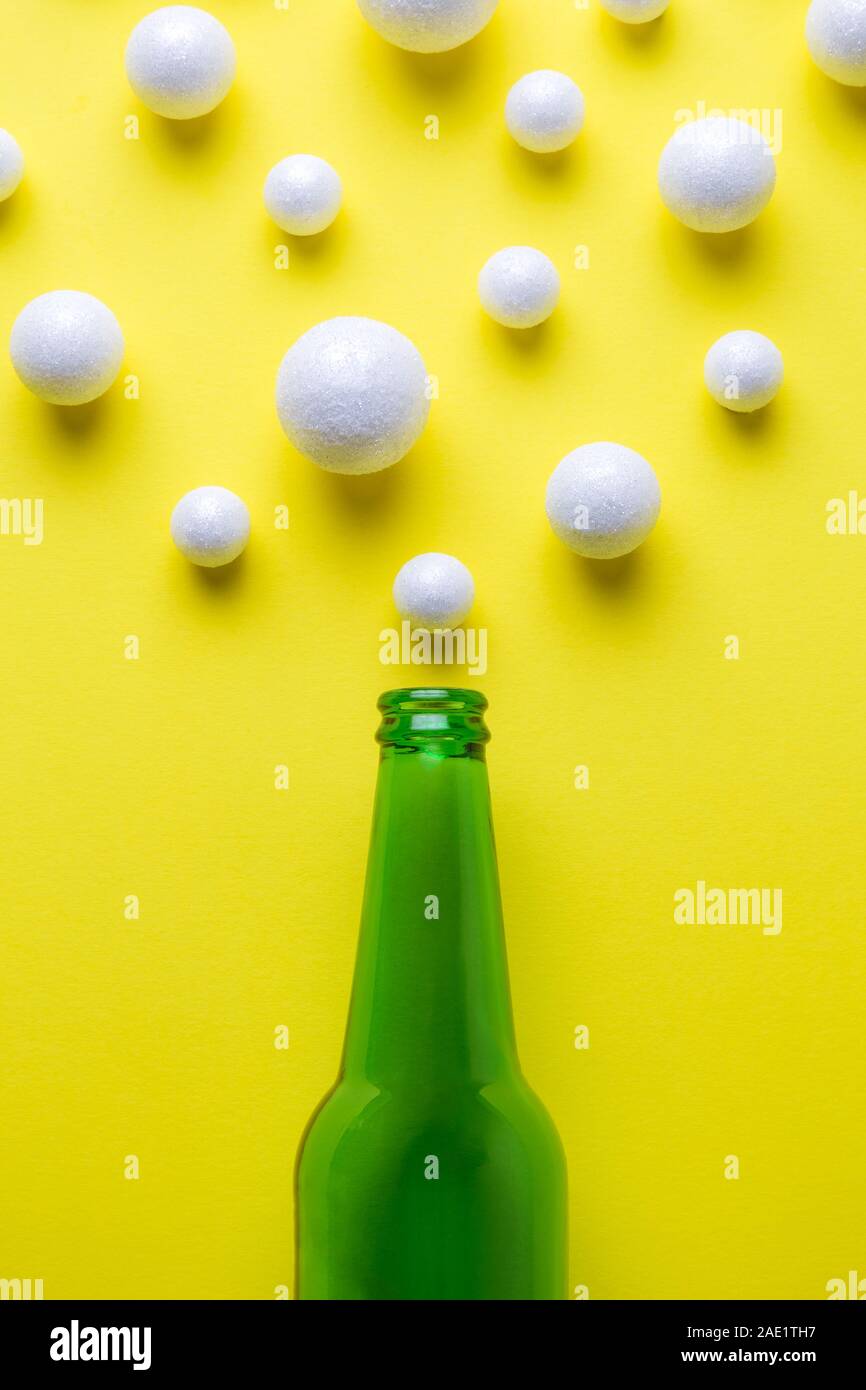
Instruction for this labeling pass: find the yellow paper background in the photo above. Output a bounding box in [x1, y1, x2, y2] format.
[1, 0, 865, 1300]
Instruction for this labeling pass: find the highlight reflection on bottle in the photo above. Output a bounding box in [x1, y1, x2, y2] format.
[296, 688, 568, 1301]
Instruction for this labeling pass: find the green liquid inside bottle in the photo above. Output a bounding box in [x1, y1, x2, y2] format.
[296, 688, 568, 1300]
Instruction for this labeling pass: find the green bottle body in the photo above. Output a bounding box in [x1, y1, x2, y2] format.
[296, 690, 567, 1301]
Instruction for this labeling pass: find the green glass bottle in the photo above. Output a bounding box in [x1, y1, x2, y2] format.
[296, 688, 567, 1301]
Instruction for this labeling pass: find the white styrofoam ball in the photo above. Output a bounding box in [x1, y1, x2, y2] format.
[0, 129, 24, 201]
[478, 246, 560, 329]
[263, 155, 342, 236]
[170, 485, 250, 567]
[276, 317, 430, 475]
[546, 442, 661, 559]
[10, 291, 125, 406]
[704, 330, 784, 413]
[356, 0, 498, 53]
[505, 70, 585, 153]
[393, 552, 475, 628]
[125, 6, 236, 119]
[806, 0, 866, 86]
[658, 117, 776, 233]
[600, 0, 669, 22]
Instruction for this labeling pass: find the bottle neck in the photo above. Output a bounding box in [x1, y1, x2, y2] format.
[342, 690, 519, 1090]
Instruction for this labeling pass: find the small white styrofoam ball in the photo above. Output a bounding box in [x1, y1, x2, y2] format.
[170, 485, 250, 567]
[0, 129, 24, 201]
[505, 70, 585, 153]
[356, 0, 498, 53]
[393, 552, 475, 628]
[125, 6, 236, 119]
[658, 117, 776, 233]
[704, 330, 784, 413]
[546, 442, 661, 559]
[600, 0, 669, 22]
[10, 291, 125, 406]
[263, 155, 342, 236]
[276, 316, 430, 475]
[806, 0, 866, 86]
[478, 246, 560, 329]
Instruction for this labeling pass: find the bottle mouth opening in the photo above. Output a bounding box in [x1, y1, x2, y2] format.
[376, 688, 490, 754]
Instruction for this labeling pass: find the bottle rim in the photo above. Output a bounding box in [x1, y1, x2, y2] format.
[376, 687, 490, 754]
[377, 687, 488, 714]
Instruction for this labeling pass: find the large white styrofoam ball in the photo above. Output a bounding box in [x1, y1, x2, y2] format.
[125, 6, 236, 119]
[393, 552, 475, 628]
[276, 317, 431, 475]
[10, 290, 125, 405]
[356, 0, 498, 53]
[0, 129, 24, 202]
[264, 155, 342, 236]
[546, 442, 661, 559]
[658, 117, 777, 233]
[704, 330, 784, 413]
[171, 486, 250, 566]
[478, 246, 560, 328]
[505, 70, 585, 153]
[600, 0, 669, 21]
[806, 0, 866, 86]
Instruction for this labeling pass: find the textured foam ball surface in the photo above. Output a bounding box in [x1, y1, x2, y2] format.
[356, 0, 498, 52]
[478, 246, 560, 329]
[505, 70, 585, 153]
[125, 6, 236, 119]
[393, 552, 475, 628]
[276, 317, 431, 475]
[806, 0, 866, 85]
[658, 117, 776, 233]
[546, 442, 661, 559]
[264, 155, 342, 236]
[600, 0, 669, 21]
[0, 129, 24, 201]
[170, 486, 250, 567]
[10, 291, 125, 406]
[704, 330, 784, 413]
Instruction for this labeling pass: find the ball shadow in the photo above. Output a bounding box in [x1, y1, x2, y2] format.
[307, 452, 416, 530]
[190, 548, 248, 592]
[804, 63, 866, 131]
[663, 215, 762, 272]
[597, 10, 674, 62]
[476, 308, 570, 383]
[543, 528, 670, 636]
[502, 133, 586, 199]
[260, 212, 350, 282]
[142, 88, 242, 173]
[0, 180, 32, 239]
[357, 21, 500, 103]
[575, 545, 648, 598]
[701, 392, 787, 462]
[45, 397, 110, 443]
